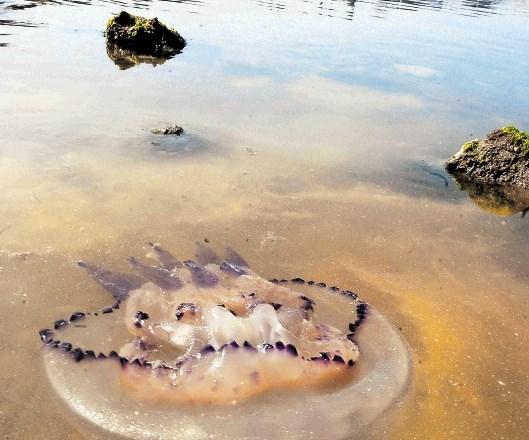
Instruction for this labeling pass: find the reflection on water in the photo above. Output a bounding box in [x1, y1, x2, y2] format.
[250, 0, 517, 19]
[373, 0, 507, 15]
[452, 177, 529, 216]
[0, 17, 41, 27]
[462, 0, 504, 12]
[1, 0, 526, 52]
[1, 0, 526, 29]
[106, 41, 169, 69]
[253, 0, 527, 19]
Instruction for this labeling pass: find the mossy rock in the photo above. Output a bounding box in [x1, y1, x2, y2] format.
[105, 11, 185, 58]
[445, 126, 529, 190]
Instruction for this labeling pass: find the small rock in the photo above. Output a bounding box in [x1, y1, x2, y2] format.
[105, 11, 186, 58]
[151, 125, 184, 135]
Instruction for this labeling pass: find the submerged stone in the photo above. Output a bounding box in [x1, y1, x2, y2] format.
[445, 126, 529, 190]
[149, 129, 208, 155]
[105, 11, 186, 58]
[151, 124, 184, 135]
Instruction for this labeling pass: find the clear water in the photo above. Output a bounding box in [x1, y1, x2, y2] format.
[1, 0, 529, 438]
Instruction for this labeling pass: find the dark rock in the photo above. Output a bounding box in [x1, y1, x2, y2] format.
[445, 126, 529, 190]
[445, 127, 529, 215]
[105, 11, 186, 58]
[151, 124, 184, 135]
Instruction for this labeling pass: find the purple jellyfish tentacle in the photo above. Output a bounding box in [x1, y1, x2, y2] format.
[127, 257, 184, 291]
[224, 246, 249, 268]
[183, 260, 219, 287]
[77, 261, 143, 301]
[219, 261, 248, 276]
[148, 242, 183, 270]
[194, 241, 222, 265]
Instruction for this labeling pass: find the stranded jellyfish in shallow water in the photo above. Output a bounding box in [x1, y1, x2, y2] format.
[39, 242, 412, 439]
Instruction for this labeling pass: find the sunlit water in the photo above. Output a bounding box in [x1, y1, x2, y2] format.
[1, 0, 529, 438]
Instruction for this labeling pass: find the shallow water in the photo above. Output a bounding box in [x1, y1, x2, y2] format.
[1, 0, 529, 438]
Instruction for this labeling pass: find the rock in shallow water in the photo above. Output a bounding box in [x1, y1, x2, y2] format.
[151, 124, 184, 135]
[445, 126, 529, 190]
[105, 11, 186, 58]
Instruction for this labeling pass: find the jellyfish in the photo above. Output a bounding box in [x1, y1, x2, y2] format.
[39, 242, 412, 439]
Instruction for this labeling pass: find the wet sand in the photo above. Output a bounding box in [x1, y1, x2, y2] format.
[1, 138, 528, 439]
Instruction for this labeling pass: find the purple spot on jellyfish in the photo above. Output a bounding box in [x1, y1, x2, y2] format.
[54, 319, 68, 330]
[39, 329, 53, 341]
[69, 312, 86, 322]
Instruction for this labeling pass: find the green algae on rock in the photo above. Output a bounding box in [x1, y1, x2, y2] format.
[445, 126, 529, 190]
[105, 11, 186, 58]
[502, 126, 529, 156]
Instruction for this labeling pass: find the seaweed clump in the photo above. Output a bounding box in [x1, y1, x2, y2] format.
[105, 11, 186, 58]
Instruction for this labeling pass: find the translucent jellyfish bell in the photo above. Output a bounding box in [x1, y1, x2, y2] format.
[40, 244, 412, 439]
